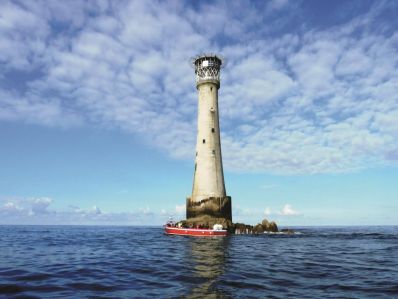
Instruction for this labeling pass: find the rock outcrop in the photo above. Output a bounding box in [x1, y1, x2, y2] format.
[233, 223, 253, 234]
[182, 215, 233, 231]
[253, 223, 265, 234]
[261, 219, 270, 229]
[280, 228, 295, 235]
[176, 217, 286, 235]
[268, 221, 278, 232]
[233, 218, 280, 234]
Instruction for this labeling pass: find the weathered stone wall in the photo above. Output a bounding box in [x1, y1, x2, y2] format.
[186, 196, 232, 222]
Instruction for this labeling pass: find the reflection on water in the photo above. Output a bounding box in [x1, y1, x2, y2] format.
[185, 237, 230, 298]
[1, 227, 397, 298]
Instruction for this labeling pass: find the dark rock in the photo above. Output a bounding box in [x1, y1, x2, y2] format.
[234, 223, 247, 234]
[177, 217, 278, 235]
[261, 219, 270, 230]
[253, 223, 265, 234]
[268, 221, 278, 232]
[184, 215, 233, 230]
[281, 228, 295, 235]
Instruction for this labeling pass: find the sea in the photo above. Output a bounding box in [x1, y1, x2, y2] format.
[0, 225, 397, 298]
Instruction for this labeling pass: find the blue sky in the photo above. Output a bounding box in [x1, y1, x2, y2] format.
[0, 0, 397, 226]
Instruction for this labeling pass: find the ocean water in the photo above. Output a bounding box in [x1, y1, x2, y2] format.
[0, 226, 397, 298]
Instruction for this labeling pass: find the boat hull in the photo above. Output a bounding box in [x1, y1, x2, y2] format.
[164, 226, 227, 237]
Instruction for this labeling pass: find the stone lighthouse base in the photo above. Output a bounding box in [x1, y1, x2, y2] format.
[185, 196, 232, 229]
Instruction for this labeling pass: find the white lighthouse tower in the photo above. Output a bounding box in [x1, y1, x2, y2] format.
[186, 54, 232, 225]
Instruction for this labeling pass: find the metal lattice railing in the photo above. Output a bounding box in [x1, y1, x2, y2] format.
[193, 54, 223, 84]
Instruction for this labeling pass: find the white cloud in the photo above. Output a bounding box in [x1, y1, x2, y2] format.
[261, 184, 279, 190]
[2, 201, 22, 212]
[264, 207, 271, 216]
[0, 1, 49, 70]
[0, 197, 172, 225]
[0, 1, 397, 175]
[278, 204, 300, 216]
[138, 207, 153, 215]
[92, 205, 102, 215]
[31, 197, 53, 215]
[232, 205, 279, 224]
[175, 204, 186, 215]
[0, 197, 53, 216]
[0, 197, 300, 225]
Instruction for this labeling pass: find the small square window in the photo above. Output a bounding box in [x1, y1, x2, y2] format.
[211, 128, 215, 133]
[203, 139, 206, 144]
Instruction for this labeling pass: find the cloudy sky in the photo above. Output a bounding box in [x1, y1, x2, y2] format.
[1, 0, 397, 226]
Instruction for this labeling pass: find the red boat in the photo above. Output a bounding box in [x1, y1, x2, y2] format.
[164, 221, 227, 237]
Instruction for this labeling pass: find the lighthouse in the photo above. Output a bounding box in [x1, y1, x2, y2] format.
[186, 54, 232, 226]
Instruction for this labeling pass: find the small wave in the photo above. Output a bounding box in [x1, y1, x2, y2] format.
[0, 284, 25, 294]
[14, 273, 51, 282]
[0, 283, 66, 294]
[67, 282, 115, 291]
[261, 231, 303, 236]
[0, 225, 397, 298]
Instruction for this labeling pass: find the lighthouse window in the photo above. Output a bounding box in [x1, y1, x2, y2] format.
[203, 139, 206, 144]
[211, 128, 215, 133]
[210, 87, 213, 91]
[212, 150, 215, 155]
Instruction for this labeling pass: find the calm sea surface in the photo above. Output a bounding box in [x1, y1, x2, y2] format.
[0, 225, 397, 298]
